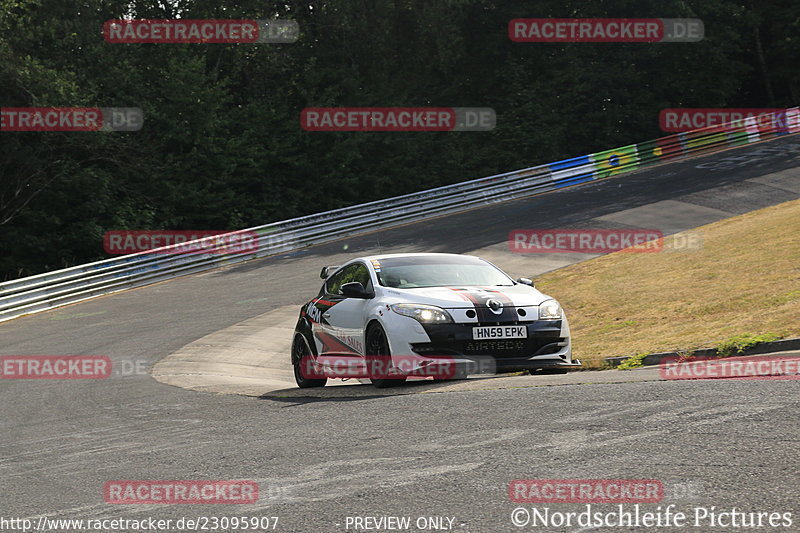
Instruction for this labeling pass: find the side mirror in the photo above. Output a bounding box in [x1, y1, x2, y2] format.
[320, 265, 340, 279]
[340, 282, 372, 299]
[516, 277, 534, 287]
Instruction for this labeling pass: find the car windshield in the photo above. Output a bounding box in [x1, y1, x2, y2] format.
[375, 256, 513, 288]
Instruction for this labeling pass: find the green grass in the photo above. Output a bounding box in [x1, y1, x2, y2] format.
[534, 199, 800, 367]
[714, 333, 781, 357]
[616, 352, 649, 370]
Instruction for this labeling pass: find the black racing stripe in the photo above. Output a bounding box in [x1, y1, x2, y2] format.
[481, 288, 517, 321]
[450, 288, 516, 322]
[302, 295, 345, 326]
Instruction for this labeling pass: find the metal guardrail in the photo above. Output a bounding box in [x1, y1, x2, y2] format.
[1, 108, 798, 322]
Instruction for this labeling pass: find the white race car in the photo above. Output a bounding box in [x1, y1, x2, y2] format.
[291, 253, 579, 388]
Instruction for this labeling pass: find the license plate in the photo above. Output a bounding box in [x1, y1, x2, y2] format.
[472, 325, 527, 340]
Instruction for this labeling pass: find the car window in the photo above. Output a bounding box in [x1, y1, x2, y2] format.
[324, 268, 346, 295]
[376, 256, 513, 288]
[325, 263, 372, 295]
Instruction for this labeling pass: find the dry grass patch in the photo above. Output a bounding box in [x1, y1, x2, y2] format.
[534, 198, 800, 367]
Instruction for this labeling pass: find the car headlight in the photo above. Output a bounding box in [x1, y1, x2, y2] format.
[390, 304, 454, 324]
[538, 299, 562, 320]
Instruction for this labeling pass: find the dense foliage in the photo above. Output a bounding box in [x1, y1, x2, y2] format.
[1, 0, 798, 279]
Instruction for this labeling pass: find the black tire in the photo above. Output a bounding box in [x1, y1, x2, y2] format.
[365, 324, 406, 388]
[529, 367, 568, 375]
[292, 336, 327, 388]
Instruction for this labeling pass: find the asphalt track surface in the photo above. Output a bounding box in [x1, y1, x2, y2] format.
[2, 136, 799, 532]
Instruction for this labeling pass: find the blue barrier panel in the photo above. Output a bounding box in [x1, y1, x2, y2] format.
[549, 155, 594, 189]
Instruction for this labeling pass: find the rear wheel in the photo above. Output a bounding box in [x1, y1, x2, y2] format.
[292, 336, 327, 388]
[365, 324, 406, 388]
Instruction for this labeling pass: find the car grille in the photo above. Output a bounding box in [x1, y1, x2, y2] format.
[414, 320, 565, 358]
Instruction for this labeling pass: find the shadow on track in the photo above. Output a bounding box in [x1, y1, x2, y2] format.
[258, 376, 499, 406]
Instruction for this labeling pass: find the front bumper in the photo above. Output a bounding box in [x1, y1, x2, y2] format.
[406, 320, 580, 373]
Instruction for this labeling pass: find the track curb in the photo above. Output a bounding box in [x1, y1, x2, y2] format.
[604, 337, 800, 368]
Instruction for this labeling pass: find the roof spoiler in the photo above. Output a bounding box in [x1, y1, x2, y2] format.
[320, 265, 340, 279]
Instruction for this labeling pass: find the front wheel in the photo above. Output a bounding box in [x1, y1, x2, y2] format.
[292, 336, 327, 388]
[365, 324, 406, 388]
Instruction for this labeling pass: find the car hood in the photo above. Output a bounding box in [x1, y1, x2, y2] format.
[380, 285, 552, 308]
